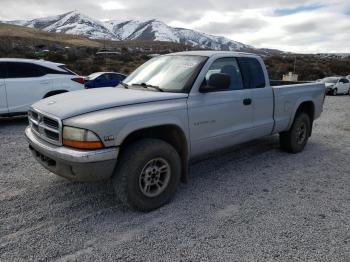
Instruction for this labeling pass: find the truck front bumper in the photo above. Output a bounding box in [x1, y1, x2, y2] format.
[25, 126, 119, 181]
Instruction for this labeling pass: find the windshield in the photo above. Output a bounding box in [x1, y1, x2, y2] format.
[123, 55, 207, 93]
[321, 77, 339, 84]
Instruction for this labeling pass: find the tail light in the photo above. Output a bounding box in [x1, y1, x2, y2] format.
[71, 77, 85, 85]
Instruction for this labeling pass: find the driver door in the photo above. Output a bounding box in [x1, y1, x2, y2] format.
[187, 57, 254, 157]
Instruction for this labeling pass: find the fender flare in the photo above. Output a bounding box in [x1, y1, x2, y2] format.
[287, 98, 315, 130]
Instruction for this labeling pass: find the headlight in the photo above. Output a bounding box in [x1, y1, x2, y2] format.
[63, 126, 104, 150]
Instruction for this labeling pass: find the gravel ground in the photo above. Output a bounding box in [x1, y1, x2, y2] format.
[0, 96, 349, 261]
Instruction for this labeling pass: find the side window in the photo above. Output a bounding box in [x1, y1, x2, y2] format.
[57, 65, 76, 75]
[96, 74, 106, 81]
[39, 65, 70, 75]
[0, 63, 7, 78]
[340, 78, 349, 83]
[6, 62, 45, 78]
[237, 57, 266, 89]
[109, 74, 121, 81]
[344, 79, 349, 84]
[119, 74, 127, 81]
[204, 57, 244, 90]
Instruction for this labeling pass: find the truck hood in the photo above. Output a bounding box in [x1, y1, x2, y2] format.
[32, 87, 188, 119]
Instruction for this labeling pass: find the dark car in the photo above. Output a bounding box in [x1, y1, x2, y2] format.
[85, 72, 127, 89]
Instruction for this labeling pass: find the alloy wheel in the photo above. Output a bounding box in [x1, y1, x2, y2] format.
[296, 122, 307, 145]
[139, 158, 171, 198]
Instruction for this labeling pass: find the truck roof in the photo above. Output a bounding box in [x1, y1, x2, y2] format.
[167, 50, 260, 58]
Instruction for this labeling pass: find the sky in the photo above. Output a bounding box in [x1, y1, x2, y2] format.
[0, 0, 349, 53]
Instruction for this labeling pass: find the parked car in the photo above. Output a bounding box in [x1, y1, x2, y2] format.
[84, 72, 126, 89]
[25, 51, 325, 211]
[0, 58, 84, 116]
[320, 76, 350, 95]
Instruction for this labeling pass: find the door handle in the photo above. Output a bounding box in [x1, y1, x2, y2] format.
[40, 80, 50, 84]
[243, 98, 252, 106]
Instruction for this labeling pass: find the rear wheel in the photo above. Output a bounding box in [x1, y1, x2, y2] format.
[348, 88, 350, 95]
[280, 113, 311, 153]
[113, 139, 181, 212]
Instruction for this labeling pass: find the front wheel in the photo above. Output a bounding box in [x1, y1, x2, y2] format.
[332, 88, 338, 96]
[348, 88, 350, 95]
[280, 113, 311, 154]
[113, 139, 181, 212]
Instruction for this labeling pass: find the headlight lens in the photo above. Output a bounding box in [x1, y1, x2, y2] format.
[63, 126, 104, 149]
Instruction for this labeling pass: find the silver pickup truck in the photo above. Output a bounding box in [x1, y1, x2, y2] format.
[25, 51, 325, 211]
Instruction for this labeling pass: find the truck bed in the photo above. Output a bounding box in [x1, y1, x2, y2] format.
[271, 81, 325, 134]
[270, 80, 310, 86]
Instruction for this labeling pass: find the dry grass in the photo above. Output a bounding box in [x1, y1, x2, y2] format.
[0, 23, 190, 51]
[0, 23, 103, 47]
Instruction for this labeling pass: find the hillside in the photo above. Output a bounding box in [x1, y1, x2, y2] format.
[0, 23, 349, 80]
[0, 23, 102, 47]
[0, 23, 191, 50]
[2, 10, 264, 53]
[0, 23, 194, 75]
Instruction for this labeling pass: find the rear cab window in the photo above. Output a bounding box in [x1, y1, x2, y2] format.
[237, 57, 266, 89]
[0, 63, 7, 78]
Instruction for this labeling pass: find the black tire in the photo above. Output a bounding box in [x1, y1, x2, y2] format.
[348, 89, 350, 95]
[332, 88, 338, 96]
[113, 138, 181, 212]
[280, 113, 311, 154]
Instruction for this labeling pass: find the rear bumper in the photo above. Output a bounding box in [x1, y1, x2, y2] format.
[25, 126, 118, 181]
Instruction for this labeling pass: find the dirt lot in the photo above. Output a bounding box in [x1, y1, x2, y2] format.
[0, 96, 349, 261]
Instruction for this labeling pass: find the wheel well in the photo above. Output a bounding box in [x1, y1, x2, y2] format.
[295, 101, 315, 136]
[120, 125, 189, 183]
[43, 90, 68, 98]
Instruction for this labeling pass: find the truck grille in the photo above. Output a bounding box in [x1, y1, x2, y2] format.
[43, 116, 59, 129]
[28, 109, 62, 146]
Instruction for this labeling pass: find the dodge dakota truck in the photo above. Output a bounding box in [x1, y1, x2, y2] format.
[25, 51, 325, 211]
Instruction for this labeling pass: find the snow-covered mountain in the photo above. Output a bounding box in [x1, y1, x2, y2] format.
[3, 11, 254, 51]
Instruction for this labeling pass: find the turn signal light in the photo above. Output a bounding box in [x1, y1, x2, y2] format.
[62, 126, 104, 150]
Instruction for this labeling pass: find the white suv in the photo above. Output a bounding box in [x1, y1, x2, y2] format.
[0, 59, 85, 116]
[321, 77, 350, 96]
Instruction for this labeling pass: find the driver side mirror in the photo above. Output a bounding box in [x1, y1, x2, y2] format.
[200, 73, 231, 93]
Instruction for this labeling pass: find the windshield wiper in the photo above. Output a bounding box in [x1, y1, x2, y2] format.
[120, 82, 129, 89]
[132, 83, 164, 92]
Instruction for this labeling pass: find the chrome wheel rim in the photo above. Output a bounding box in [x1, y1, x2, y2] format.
[139, 158, 171, 197]
[296, 122, 307, 144]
